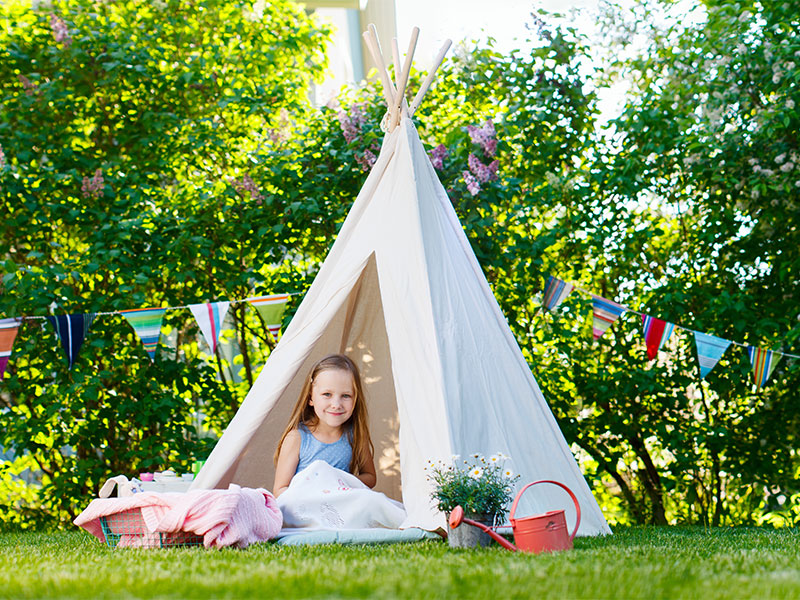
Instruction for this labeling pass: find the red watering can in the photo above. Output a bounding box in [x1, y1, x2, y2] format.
[448, 480, 581, 553]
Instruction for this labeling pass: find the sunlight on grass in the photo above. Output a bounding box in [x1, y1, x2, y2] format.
[0, 527, 798, 599]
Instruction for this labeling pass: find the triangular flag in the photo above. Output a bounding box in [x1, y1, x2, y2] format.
[591, 295, 627, 340]
[747, 346, 782, 391]
[247, 294, 290, 342]
[0, 318, 21, 381]
[693, 331, 732, 379]
[642, 315, 675, 360]
[189, 302, 230, 354]
[542, 276, 574, 312]
[46, 313, 96, 369]
[120, 308, 167, 362]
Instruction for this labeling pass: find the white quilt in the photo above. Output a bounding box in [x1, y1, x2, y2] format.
[277, 460, 406, 530]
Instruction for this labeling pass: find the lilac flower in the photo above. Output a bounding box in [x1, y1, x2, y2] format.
[355, 148, 377, 171]
[429, 144, 449, 170]
[466, 119, 497, 157]
[338, 103, 368, 144]
[229, 174, 263, 201]
[81, 169, 104, 199]
[50, 14, 71, 48]
[18, 74, 36, 96]
[468, 153, 499, 183]
[462, 170, 480, 196]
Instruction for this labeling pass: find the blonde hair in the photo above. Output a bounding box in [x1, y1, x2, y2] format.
[274, 354, 374, 476]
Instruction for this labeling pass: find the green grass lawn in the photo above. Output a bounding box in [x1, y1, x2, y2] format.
[0, 527, 798, 599]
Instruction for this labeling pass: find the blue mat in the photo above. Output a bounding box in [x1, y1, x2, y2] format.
[274, 528, 441, 546]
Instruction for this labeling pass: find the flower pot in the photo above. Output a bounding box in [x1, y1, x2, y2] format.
[447, 513, 494, 548]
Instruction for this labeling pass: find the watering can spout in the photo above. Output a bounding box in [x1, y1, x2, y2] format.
[448, 480, 582, 554]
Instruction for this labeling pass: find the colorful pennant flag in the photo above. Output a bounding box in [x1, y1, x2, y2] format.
[0, 318, 21, 381]
[591, 295, 627, 340]
[120, 308, 167, 362]
[542, 276, 574, 312]
[46, 313, 96, 369]
[693, 331, 732, 379]
[747, 346, 782, 390]
[642, 315, 676, 360]
[247, 294, 290, 342]
[189, 302, 230, 354]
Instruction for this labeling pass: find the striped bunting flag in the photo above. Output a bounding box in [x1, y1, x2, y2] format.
[120, 307, 167, 362]
[247, 294, 290, 342]
[591, 295, 627, 340]
[542, 276, 574, 312]
[46, 313, 96, 369]
[693, 331, 732, 379]
[747, 346, 782, 391]
[189, 302, 230, 354]
[642, 315, 675, 360]
[0, 318, 21, 381]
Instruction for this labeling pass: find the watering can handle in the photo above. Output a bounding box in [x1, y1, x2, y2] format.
[509, 480, 582, 541]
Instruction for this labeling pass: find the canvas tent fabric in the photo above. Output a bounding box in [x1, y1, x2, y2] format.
[192, 116, 611, 536]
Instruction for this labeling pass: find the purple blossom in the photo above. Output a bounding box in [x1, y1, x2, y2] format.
[338, 103, 368, 144]
[355, 148, 377, 171]
[466, 119, 497, 157]
[81, 169, 104, 199]
[468, 153, 499, 183]
[462, 170, 480, 196]
[50, 14, 71, 48]
[18, 74, 36, 96]
[429, 144, 449, 170]
[229, 174, 263, 201]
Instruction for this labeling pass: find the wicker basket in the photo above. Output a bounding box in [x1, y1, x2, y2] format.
[99, 508, 203, 549]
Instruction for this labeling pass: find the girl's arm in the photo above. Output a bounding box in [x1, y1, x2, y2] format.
[356, 447, 377, 489]
[273, 430, 301, 497]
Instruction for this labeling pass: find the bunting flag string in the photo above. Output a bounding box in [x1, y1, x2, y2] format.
[542, 276, 574, 312]
[642, 315, 676, 361]
[247, 294, 290, 342]
[693, 331, 732, 379]
[46, 313, 96, 369]
[541, 273, 799, 390]
[591, 295, 628, 340]
[747, 346, 782, 391]
[0, 318, 21, 381]
[120, 308, 167, 362]
[189, 302, 230, 354]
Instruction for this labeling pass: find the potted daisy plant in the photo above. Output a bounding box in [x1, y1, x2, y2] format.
[426, 453, 520, 548]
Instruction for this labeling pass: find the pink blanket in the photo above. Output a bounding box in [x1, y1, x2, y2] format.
[74, 484, 282, 548]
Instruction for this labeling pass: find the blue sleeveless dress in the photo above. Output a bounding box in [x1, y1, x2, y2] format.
[295, 423, 353, 474]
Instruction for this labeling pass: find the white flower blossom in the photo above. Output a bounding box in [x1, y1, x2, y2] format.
[780, 162, 794, 172]
[503, 469, 514, 478]
[776, 153, 786, 164]
[468, 467, 483, 480]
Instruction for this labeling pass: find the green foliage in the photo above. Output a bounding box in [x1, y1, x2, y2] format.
[426, 453, 520, 519]
[0, 0, 331, 526]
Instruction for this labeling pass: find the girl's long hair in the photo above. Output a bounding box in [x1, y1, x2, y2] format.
[273, 354, 374, 476]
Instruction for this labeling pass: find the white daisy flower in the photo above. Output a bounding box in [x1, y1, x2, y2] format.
[469, 467, 483, 480]
[504, 469, 514, 478]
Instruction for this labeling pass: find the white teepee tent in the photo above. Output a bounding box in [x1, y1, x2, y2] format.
[192, 27, 611, 536]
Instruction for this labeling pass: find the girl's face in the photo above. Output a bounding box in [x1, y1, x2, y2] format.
[309, 368, 356, 431]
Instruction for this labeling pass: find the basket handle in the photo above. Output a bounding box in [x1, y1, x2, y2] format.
[509, 480, 582, 541]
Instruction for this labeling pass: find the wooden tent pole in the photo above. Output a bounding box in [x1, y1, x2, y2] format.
[363, 24, 398, 127]
[394, 27, 419, 125]
[409, 39, 452, 117]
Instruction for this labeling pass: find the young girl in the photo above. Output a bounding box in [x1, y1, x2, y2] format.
[273, 354, 376, 497]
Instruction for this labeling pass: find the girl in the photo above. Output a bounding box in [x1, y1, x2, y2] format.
[273, 354, 376, 497]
